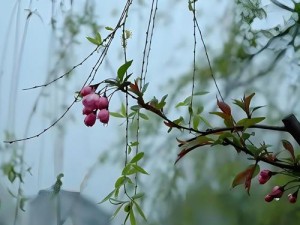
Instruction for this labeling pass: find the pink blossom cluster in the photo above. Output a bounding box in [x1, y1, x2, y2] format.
[80, 86, 110, 127]
[258, 169, 298, 203]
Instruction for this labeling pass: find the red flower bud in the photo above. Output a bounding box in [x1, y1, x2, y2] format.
[269, 186, 284, 199]
[82, 107, 94, 115]
[82, 93, 100, 110]
[258, 170, 273, 184]
[98, 96, 109, 110]
[288, 192, 298, 204]
[264, 194, 274, 202]
[80, 86, 94, 97]
[97, 109, 110, 124]
[84, 113, 96, 127]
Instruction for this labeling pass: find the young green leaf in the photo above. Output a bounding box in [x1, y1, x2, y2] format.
[117, 60, 133, 82]
[194, 91, 209, 96]
[122, 164, 132, 176]
[130, 141, 139, 147]
[111, 203, 124, 219]
[98, 189, 115, 204]
[236, 117, 265, 130]
[176, 96, 192, 108]
[95, 32, 102, 44]
[133, 200, 147, 221]
[110, 112, 125, 118]
[193, 115, 200, 130]
[105, 26, 114, 31]
[131, 164, 149, 175]
[139, 113, 149, 120]
[86, 37, 100, 46]
[20, 197, 27, 212]
[115, 176, 126, 189]
[132, 192, 144, 200]
[130, 152, 144, 163]
[130, 208, 136, 225]
[142, 83, 149, 94]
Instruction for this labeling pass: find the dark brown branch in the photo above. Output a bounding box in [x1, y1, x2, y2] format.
[282, 114, 300, 146]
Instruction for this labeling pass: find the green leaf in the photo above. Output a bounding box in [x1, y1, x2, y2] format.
[142, 83, 149, 94]
[194, 91, 209, 96]
[8, 170, 16, 183]
[236, 117, 265, 130]
[110, 112, 125, 118]
[98, 189, 115, 204]
[117, 60, 133, 82]
[193, 115, 200, 130]
[111, 203, 124, 219]
[20, 197, 27, 212]
[176, 96, 192, 108]
[122, 164, 132, 176]
[131, 105, 141, 111]
[251, 105, 265, 115]
[233, 99, 244, 111]
[130, 152, 144, 163]
[114, 188, 120, 198]
[173, 117, 184, 125]
[131, 164, 149, 175]
[105, 26, 114, 31]
[130, 208, 136, 225]
[130, 141, 139, 147]
[199, 115, 212, 128]
[109, 198, 128, 204]
[128, 146, 132, 154]
[124, 168, 138, 176]
[139, 113, 149, 120]
[86, 36, 100, 46]
[121, 103, 126, 116]
[133, 200, 147, 221]
[95, 32, 102, 44]
[115, 176, 126, 189]
[131, 192, 144, 200]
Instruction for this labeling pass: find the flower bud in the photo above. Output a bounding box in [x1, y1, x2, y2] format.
[264, 194, 274, 202]
[97, 109, 109, 124]
[82, 93, 100, 110]
[269, 186, 284, 199]
[288, 192, 298, 204]
[98, 96, 109, 110]
[84, 113, 96, 127]
[258, 169, 273, 184]
[80, 86, 94, 96]
[82, 107, 94, 115]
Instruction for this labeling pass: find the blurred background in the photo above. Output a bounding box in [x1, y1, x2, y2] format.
[1, 0, 300, 224]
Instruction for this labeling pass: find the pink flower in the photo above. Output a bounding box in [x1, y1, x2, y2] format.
[82, 93, 100, 110]
[98, 96, 109, 110]
[258, 169, 272, 184]
[84, 113, 96, 127]
[80, 86, 94, 96]
[97, 109, 109, 124]
[288, 192, 298, 203]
